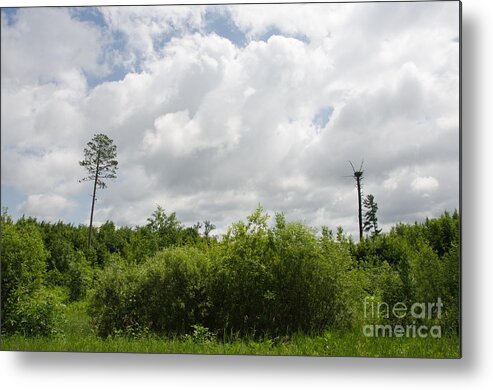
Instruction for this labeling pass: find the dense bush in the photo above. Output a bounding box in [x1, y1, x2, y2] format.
[89, 208, 366, 338]
[66, 250, 94, 301]
[354, 211, 460, 332]
[440, 242, 460, 332]
[89, 247, 210, 337]
[207, 208, 275, 335]
[87, 259, 141, 337]
[209, 210, 365, 336]
[1, 215, 65, 336]
[3, 288, 66, 337]
[1, 218, 47, 299]
[138, 247, 211, 334]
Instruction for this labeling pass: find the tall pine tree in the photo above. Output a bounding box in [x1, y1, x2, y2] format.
[79, 133, 118, 248]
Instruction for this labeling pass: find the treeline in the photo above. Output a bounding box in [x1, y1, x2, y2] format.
[0, 206, 460, 339]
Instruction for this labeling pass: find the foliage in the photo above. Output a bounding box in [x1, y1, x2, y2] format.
[1, 219, 65, 336]
[208, 206, 275, 335]
[79, 133, 118, 189]
[87, 259, 141, 337]
[146, 205, 183, 249]
[440, 242, 460, 332]
[88, 207, 367, 338]
[89, 247, 211, 337]
[65, 250, 94, 301]
[1, 208, 460, 342]
[137, 247, 211, 335]
[203, 220, 216, 238]
[1, 220, 47, 299]
[363, 194, 381, 237]
[3, 288, 66, 337]
[189, 324, 215, 344]
[353, 211, 460, 331]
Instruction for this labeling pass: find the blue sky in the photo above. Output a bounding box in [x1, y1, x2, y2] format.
[70, 7, 130, 85]
[1, 3, 460, 237]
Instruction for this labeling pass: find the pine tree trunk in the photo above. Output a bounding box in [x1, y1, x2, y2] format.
[357, 177, 363, 242]
[88, 151, 101, 248]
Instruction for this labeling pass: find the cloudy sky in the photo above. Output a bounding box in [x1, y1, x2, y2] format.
[0, 1, 460, 238]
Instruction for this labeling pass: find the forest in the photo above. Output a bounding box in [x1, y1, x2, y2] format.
[0, 205, 460, 357]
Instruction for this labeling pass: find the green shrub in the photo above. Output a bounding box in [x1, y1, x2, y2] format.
[137, 247, 211, 335]
[0, 219, 66, 336]
[3, 287, 65, 337]
[43, 240, 93, 302]
[88, 208, 366, 338]
[89, 246, 210, 337]
[207, 207, 275, 335]
[411, 242, 443, 304]
[66, 250, 93, 301]
[208, 208, 365, 337]
[440, 243, 460, 332]
[1, 221, 47, 298]
[189, 324, 215, 344]
[355, 223, 460, 333]
[319, 233, 367, 329]
[87, 259, 141, 337]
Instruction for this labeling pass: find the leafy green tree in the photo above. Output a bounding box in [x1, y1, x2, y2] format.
[128, 225, 159, 263]
[146, 205, 183, 249]
[79, 133, 118, 248]
[203, 220, 216, 238]
[363, 194, 381, 237]
[422, 210, 459, 257]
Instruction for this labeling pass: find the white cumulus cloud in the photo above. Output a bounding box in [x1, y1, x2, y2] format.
[1, 2, 460, 237]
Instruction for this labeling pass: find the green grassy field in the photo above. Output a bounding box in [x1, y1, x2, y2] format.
[1, 332, 461, 358]
[1, 302, 460, 358]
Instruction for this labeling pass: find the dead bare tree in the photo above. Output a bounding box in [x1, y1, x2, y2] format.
[349, 160, 364, 242]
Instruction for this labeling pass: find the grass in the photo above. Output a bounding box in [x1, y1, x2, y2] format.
[0, 302, 460, 358]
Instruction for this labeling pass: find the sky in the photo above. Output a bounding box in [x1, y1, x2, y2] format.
[0, 2, 460, 238]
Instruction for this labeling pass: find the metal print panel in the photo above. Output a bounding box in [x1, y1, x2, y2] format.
[0, 1, 461, 358]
